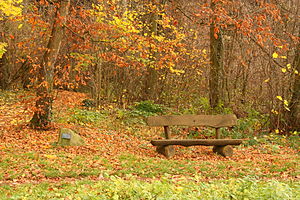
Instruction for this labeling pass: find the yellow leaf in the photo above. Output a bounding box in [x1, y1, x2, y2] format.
[277, 46, 283, 49]
[280, 56, 287, 59]
[284, 100, 288, 106]
[295, 70, 299, 75]
[42, 145, 51, 149]
[272, 52, 279, 58]
[44, 154, 58, 159]
[0, 42, 8, 58]
[287, 64, 291, 69]
[0, 0, 23, 17]
[276, 96, 283, 101]
[264, 78, 270, 83]
[10, 119, 18, 125]
[18, 24, 23, 29]
[284, 106, 290, 111]
[281, 68, 287, 73]
[275, 129, 279, 134]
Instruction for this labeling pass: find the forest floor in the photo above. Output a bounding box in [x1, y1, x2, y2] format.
[0, 90, 299, 199]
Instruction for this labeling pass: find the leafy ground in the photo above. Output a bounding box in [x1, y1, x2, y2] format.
[0, 90, 299, 199]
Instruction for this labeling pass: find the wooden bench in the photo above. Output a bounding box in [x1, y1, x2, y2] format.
[147, 114, 244, 158]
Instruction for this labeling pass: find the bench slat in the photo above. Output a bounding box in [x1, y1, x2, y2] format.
[151, 139, 244, 147]
[147, 114, 237, 128]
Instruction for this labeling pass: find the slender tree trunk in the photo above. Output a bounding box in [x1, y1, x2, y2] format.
[144, 14, 158, 100]
[143, 0, 165, 101]
[0, 19, 11, 90]
[209, 1, 224, 110]
[93, 59, 103, 107]
[288, 35, 300, 131]
[143, 4, 158, 100]
[30, 0, 70, 129]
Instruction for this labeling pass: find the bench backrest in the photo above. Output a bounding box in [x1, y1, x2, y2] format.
[147, 114, 237, 128]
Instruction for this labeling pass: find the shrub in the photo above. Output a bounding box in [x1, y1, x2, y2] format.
[69, 108, 104, 125]
[114, 101, 167, 126]
[130, 100, 166, 117]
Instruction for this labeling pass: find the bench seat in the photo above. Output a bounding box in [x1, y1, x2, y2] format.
[151, 139, 244, 147]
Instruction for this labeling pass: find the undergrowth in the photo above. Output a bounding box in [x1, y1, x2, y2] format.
[1, 176, 299, 200]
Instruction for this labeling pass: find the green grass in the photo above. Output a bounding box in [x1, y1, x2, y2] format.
[0, 177, 299, 200]
[115, 154, 197, 177]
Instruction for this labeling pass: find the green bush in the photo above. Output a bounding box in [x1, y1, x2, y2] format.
[221, 108, 269, 140]
[130, 100, 166, 117]
[69, 108, 105, 125]
[179, 97, 232, 114]
[81, 99, 96, 108]
[116, 101, 167, 126]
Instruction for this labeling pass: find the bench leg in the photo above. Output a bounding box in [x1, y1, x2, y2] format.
[156, 145, 175, 158]
[213, 145, 233, 157]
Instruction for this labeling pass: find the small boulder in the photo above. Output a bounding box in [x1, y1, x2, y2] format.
[57, 128, 85, 146]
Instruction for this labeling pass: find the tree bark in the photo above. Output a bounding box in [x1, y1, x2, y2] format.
[288, 34, 300, 131]
[209, 1, 224, 110]
[143, 0, 165, 101]
[30, 0, 70, 129]
[0, 53, 11, 90]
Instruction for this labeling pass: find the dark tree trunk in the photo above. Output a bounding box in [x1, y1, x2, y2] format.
[143, 0, 165, 101]
[30, 0, 70, 129]
[209, 2, 224, 110]
[0, 54, 11, 90]
[288, 36, 300, 131]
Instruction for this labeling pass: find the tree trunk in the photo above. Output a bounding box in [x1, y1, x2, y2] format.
[209, 1, 224, 110]
[143, 0, 165, 101]
[30, 0, 70, 129]
[288, 36, 300, 131]
[0, 53, 11, 90]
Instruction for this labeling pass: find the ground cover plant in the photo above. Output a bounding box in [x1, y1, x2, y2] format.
[0, 90, 299, 199]
[1, 177, 299, 199]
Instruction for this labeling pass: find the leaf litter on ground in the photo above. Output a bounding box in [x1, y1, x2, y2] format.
[0, 90, 299, 186]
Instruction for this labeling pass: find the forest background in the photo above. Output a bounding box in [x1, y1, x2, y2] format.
[1, 0, 300, 132]
[0, 0, 299, 132]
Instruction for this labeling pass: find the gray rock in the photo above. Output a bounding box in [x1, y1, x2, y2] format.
[57, 128, 85, 146]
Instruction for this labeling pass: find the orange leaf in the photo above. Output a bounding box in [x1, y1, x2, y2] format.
[214, 33, 218, 39]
